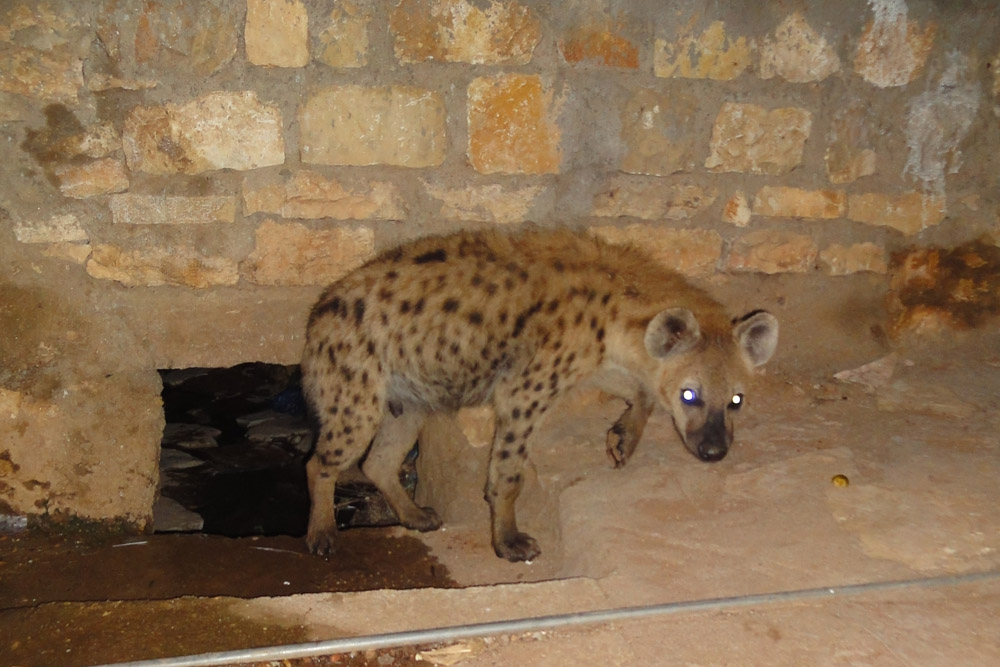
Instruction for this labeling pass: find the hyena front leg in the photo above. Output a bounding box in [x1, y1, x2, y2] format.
[361, 408, 442, 532]
[606, 388, 655, 468]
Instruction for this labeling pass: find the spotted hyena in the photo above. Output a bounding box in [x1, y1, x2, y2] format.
[301, 229, 778, 562]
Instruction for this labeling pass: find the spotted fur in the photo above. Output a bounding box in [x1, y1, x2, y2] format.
[301, 228, 778, 561]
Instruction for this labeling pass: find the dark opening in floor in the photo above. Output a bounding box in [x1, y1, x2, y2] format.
[155, 363, 415, 538]
[1, 365, 449, 610]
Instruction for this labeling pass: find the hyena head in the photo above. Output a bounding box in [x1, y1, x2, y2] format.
[644, 308, 778, 463]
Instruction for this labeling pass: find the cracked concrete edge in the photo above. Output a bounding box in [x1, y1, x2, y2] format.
[227, 576, 612, 640]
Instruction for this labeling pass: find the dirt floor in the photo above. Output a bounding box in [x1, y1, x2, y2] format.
[2, 330, 999, 666]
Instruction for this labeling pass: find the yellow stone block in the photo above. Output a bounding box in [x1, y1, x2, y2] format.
[468, 74, 561, 175]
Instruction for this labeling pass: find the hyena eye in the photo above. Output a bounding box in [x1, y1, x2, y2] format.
[680, 388, 701, 405]
[728, 393, 744, 410]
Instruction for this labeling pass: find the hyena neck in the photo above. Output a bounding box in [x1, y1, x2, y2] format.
[601, 289, 732, 382]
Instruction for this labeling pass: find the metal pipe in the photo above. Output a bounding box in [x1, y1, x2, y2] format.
[98, 569, 1000, 667]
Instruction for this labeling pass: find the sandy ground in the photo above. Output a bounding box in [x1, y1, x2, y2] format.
[2, 331, 999, 666]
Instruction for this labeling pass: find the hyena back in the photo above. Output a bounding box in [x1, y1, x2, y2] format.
[301, 229, 778, 561]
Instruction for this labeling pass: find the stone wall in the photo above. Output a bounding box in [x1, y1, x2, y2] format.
[1, 0, 998, 526]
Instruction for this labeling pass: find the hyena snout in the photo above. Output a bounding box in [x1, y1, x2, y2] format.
[687, 410, 731, 463]
[696, 440, 728, 462]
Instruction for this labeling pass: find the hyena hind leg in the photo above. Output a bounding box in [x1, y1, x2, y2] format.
[306, 452, 354, 556]
[305, 393, 383, 556]
[362, 409, 443, 532]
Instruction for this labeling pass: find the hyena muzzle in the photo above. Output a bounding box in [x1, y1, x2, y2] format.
[300, 229, 778, 562]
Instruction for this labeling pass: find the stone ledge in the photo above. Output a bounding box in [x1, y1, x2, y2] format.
[752, 186, 846, 220]
[243, 171, 405, 221]
[86, 244, 239, 288]
[726, 230, 818, 274]
[110, 194, 237, 225]
[847, 192, 946, 236]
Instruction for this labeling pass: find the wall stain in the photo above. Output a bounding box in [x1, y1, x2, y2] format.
[20, 104, 87, 187]
[890, 238, 1000, 334]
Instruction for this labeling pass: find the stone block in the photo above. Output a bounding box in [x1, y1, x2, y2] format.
[705, 103, 812, 176]
[819, 243, 888, 275]
[242, 220, 375, 286]
[590, 225, 722, 276]
[592, 176, 716, 220]
[726, 230, 818, 274]
[55, 122, 121, 159]
[758, 12, 839, 83]
[0, 42, 83, 104]
[826, 103, 878, 184]
[86, 72, 159, 93]
[54, 159, 129, 199]
[721, 192, 751, 226]
[318, 1, 369, 68]
[621, 89, 699, 176]
[854, 4, 936, 88]
[123, 91, 285, 175]
[13, 214, 89, 244]
[42, 242, 92, 265]
[0, 373, 163, 525]
[752, 186, 846, 220]
[19, 120, 121, 178]
[245, 0, 309, 68]
[847, 192, 946, 236]
[993, 49, 1000, 105]
[993, 50, 1000, 114]
[243, 171, 405, 220]
[654, 20, 752, 81]
[98, 0, 238, 78]
[415, 412, 491, 525]
[300, 86, 446, 168]
[423, 182, 544, 224]
[109, 194, 237, 226]
[390, 0, 541, 65]
[829, 147, 877, 185]
[0, 91, 34, 122]
[560, 19, 639, 68]
[468, 74, 561, 175]
[455, 406, 496, 449]
[86, 244, 239, 288]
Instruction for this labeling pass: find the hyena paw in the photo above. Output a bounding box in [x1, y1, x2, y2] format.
[306, 530, 336, 557]
[402, 507, 443, 533]
[606, 422, 637, 469]
[494, 531, 541, 562]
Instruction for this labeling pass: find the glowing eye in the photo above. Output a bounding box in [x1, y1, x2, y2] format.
[681, 388, 699, 405]
[729, 393, 744, 409]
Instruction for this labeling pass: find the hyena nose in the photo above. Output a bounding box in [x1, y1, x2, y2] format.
[697, 443, 727, 462]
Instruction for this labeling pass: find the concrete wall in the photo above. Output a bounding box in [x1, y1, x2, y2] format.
[1, 0, 998, 526]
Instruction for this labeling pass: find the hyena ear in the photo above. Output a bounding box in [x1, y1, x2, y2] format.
[733, 310, 779, 368]
[645, 308, 701, 359]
